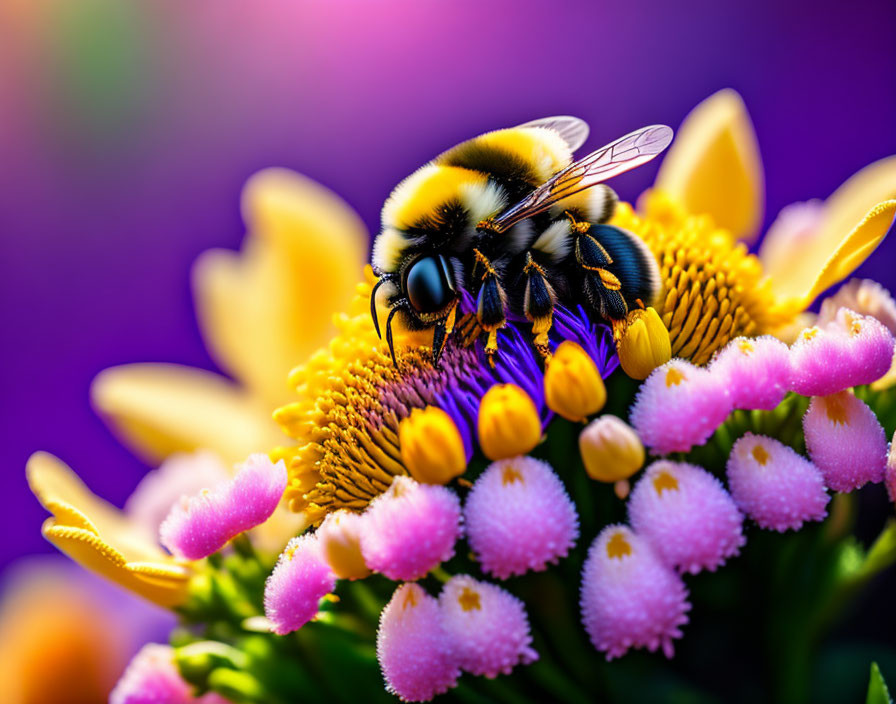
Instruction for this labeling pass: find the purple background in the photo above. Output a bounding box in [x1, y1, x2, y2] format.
[2, 0, 896, 571]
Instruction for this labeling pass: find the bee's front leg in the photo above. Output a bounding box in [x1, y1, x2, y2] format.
[471, 248, 507, 366]
[522, 252, 556, 361]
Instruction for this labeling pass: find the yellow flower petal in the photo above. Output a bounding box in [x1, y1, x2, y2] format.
[767, 200, 896, 316]
[655, 89, 764, 242]
[91, 363, 284, 465]
[193, 168, 368, 408]
[27, 452, 190, 607]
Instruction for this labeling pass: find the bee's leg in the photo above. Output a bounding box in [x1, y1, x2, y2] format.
[523, 252, 556, 361]
[569, 214, 628, 323]
[370, 273, 398, 339]
[430, 302, 458, 367]
[472, 248, 507, 367]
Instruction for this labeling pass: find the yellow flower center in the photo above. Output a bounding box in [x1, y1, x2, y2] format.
[613, 197, 778, 366]
[752, 444, 770, 465]
[653, 471, 680, 495]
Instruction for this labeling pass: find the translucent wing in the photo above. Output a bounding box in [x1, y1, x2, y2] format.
[490, 125, 674, 231]
[517, 115, 590, 152]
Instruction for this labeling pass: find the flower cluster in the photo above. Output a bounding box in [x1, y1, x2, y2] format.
[24, 89, 896, 704]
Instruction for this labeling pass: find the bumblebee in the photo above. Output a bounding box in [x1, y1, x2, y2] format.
[370, 117, 672, 365]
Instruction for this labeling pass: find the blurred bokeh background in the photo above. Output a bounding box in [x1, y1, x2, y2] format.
[2, 0, 895, 640]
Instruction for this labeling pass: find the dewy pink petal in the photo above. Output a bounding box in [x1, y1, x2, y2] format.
[159, 454, 287, 560]
[803, 391, 888, 492]
[580, 525, 690, 660]
[630, 360, 732, 455]
[264, 534, 336, 635]
[377, 583, 460, 702]
[464, 456, 578, 579]
[710, 336, 791, 411]
[886, 434, 896, 503]
[818, 279, 896, 335]
[110, 643, 230, 704]
[439, 574, 537, 678]
[628, 461, 744, 574]
[361, 476, 461, 581]
[726, 433, 829, 532]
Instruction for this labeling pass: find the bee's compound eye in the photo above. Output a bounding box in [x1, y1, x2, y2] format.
[406, 255, 456, 314]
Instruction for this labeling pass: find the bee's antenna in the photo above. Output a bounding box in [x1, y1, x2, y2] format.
[370, 277, 387, 339]
[385, 307, 400, 367]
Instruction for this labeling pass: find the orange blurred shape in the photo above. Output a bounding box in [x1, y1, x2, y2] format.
[0, 559, 129, 704]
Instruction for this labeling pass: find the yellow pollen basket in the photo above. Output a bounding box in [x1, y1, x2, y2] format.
[606, 532, 633, 559]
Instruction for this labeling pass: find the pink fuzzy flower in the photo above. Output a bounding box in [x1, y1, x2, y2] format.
[886, 435, 896, 504]
[439, 574, 538, 677]
[803, 390, 888, 492]
[580, 525, 690, 660]
[726, 433, 829, 531]
[377, 583, 460, 702]
[361, 476, 461, 581]
[264, 534, 336, 635]
[630, 360, 732, 454]
[159, 454, 287, 560]
[110, 643, 230, 704]
[710, 336, 791, 411]
[464, 457, 578, 579]
[790, 309, 895, 396]
[628, 461, 744, 574]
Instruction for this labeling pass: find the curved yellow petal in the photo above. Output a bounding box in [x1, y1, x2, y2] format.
[91, 363, 284, 465]
[768, 200, 896, 316]
[655, 89, 764, 242]
[27, 452, 190, 608]
[821, 156, 896, 251]
[193, 168, 368, 407]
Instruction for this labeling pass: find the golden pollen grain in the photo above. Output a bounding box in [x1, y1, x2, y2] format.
[823, 391, 851, 425]
[665, 366, 686, 387]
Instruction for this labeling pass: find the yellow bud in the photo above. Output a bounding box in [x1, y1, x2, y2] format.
[317, 510, 370, 580]
[578, 415, 645, 482]
[477, 384, 541, 460]
[399, 407, 467, 484]
[544, 341, 607, 422]
[617, 307, 672, 380]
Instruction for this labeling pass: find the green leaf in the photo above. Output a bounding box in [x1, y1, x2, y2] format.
[867, 662, 893, 704]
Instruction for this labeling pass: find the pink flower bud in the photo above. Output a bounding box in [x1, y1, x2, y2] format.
[710, 336, 791, 410]
[790, 309, 895, 396]
[726, 433, 829, 531]
[377, 583, 460, 702]
[628, 461, 744, 574]
[580, 525, 690, 660]
[464, 456, 578, 579]
[439, 575, 538, 677]
[361, 477, 461, 581]
[110, 644, 229, 704]
[264, 534, 336, 635]
[630, 360, 732, 454]
[803, 390, 888, 492]
[159, 454, 287, 560]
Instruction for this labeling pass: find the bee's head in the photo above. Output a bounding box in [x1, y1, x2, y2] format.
[403, 253, 457, 320]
